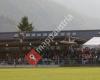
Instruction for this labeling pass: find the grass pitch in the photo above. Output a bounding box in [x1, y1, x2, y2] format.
[0, 67, 100, 80]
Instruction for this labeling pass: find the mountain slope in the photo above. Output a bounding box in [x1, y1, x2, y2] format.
[0, 0, 100, 32]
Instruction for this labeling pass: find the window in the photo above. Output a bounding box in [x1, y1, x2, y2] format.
[14, 34, 19, 37]
[43, 33, 48, 36]
[60, 32, 65, 36]
[72, 32, 76, 36]
[37, 33, 41, 37]
[32, 33, 36, 37]
[26, 33, 30, 37]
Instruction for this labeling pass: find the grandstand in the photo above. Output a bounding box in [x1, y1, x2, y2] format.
[0, 29, 100, 66]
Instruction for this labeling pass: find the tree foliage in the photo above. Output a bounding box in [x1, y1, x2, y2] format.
[17, 16, 33, 32]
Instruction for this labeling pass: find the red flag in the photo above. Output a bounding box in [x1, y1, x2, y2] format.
[25, 48, 42, 65]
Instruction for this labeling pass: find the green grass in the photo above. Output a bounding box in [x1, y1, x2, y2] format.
[0, 67, 100, 80]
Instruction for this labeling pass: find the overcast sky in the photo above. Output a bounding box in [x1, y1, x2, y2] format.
[0, 0, 100, 32]
[53, 0, 100, 19]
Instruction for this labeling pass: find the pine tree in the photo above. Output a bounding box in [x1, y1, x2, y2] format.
[17, 16, 33, 32]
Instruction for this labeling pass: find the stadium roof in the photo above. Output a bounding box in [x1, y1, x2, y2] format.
[0, 30, 100, 40]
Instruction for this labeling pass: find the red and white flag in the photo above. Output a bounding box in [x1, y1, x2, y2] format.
[25, 48, 42, 65]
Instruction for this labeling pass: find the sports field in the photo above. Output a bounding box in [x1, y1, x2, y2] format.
[0, 67, 100, 80]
